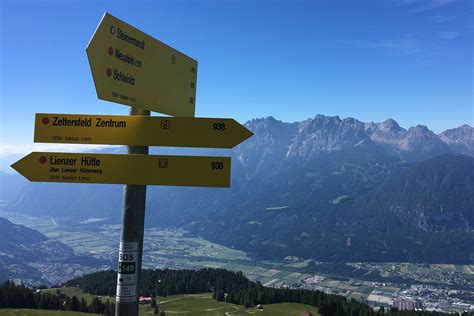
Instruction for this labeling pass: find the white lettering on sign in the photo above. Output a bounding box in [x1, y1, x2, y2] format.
[116, 241, 138, 302]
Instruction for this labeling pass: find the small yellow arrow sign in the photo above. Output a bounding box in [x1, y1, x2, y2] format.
[34, 113, 253, 148]
[87, 13, 197, 116]
[11, 152, 230, 187]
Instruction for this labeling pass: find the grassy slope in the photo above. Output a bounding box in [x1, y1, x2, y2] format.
[140, 293, 319, 316]
[44, 287, 113, 304]
[4, 288, 319, 316]
[0, 310, 99, 316]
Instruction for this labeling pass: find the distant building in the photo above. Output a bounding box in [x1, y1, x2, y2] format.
[139, 296, 153, 304]
[393, 297, 423, 310]
[300, 311, 313, 316]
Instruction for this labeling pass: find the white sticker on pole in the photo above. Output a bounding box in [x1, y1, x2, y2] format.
[116, 241, 138, 302]
[116, 285, 137, 302]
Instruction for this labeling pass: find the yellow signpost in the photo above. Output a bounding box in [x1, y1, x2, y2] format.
[11, 12, 253, 316]
[34, 113, 253, 148]
[11, 152, 231, 188]
[87, 13, 198, 116]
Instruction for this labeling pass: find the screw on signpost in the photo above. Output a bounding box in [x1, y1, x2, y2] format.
[116, 107, 150, 316]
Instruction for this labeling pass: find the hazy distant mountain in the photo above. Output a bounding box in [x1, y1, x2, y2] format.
[190, 117, 473, 263]
[4, 115, 473, 263]
[0, 217, 109, 285]
[400, 125, 453, 160]
[0, 171, 27, 202]
[0, 153, 24, 175]
[287, 115, 371, 158]
[190, 154, 473, 264]
[364, 118, 406, 145]
[242, 115, 462, 162]
[340, 154, 473, 262]
[359, 154, 474, 231]
[439, 124, 474, 156]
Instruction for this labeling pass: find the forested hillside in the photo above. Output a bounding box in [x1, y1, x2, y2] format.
[0, 280, 114, 315]
[66, 268, 467, 316]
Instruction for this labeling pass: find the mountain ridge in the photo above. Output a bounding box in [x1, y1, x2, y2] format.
[243, 115, 470, 161]
[3, 114, 473, 264]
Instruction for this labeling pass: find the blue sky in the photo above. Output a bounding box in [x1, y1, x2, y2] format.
[1, 0, 473, 156]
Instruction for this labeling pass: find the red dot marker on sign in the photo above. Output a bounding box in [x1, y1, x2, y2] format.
[39, 156, 47, 164]
[110, 25, 116, 35]
[106, 68, 112, 77]
[42, 117, 49, 125]
[108, 47, 114, 56]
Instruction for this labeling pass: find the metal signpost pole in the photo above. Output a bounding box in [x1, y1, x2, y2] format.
[116, 107, 150, 316]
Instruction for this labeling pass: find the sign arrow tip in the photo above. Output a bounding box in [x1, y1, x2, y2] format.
[10, 153, 33, 181]
[239, 123, 254, 144]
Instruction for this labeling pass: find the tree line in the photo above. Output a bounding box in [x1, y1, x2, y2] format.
[0, 280, 114, 315]
[66, 268, 472, 316]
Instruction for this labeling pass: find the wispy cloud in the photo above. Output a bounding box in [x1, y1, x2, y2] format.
[340, 31, 462, 66]
[408, 0, 455, 13]
[394, 0, 456, 13]
[341, 34, 422, 56]
[0, 143, 118, 155]
[437, 31, 460, 39]
[395, 0, 420, 6]
[430, 14, 457, 23]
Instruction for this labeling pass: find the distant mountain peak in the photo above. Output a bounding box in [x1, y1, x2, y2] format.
[247, 116, 277, 124]
[439, 124, 474, 155]
[314, 114, 340, 121]
[410, 124, 430, 132]
[341, 117, 360, 124]
[380, 118, 402, 131]
[440, 124, 473, 135]
[364, 118, 405, 146]
[245, 116, 291, 131]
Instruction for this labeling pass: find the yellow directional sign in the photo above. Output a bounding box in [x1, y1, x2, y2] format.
[34, 113, 253, 148]
[11, 152, 230, 187]
[87, 13, 197, 116]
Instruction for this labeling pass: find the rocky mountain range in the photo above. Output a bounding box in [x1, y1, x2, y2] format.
[245, 115, 467, 162]
[3, 115, 473, 263]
